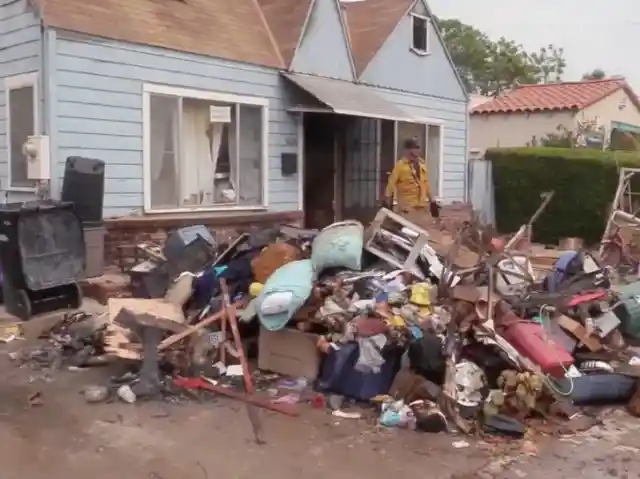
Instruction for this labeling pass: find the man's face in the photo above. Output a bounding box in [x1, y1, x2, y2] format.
[408, 147, 421, 159]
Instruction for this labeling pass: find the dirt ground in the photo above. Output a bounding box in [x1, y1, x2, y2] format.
[0, 349, 638, 479]
[0, 300, 638, 479]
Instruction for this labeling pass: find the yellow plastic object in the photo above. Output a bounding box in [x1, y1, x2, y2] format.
[410, 283, 432, 307]
[249, 282, 264, 297]
[389, 315, 406, 327]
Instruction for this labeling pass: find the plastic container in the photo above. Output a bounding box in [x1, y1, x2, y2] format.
[163, 225, 216, 277]
[0, 200, 85, 319]
[501, 318, 574, 378]
[83, 222, 105, 278]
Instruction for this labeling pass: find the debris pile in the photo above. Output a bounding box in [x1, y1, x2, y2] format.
[10, 203, 640, 443]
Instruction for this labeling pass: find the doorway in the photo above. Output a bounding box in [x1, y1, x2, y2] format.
[303, 113, 344, 229]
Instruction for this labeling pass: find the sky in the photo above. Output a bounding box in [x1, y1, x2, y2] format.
[428, 0, 640, 90]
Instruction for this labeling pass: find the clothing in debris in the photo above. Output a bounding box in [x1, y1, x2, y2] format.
[355, 333, 387, 374]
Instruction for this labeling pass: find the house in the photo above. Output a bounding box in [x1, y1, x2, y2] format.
[470, 79, 640, 152]
[0, 0, 467, 258]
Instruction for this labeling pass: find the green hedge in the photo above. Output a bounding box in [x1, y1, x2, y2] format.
[488, 147, 640, 245]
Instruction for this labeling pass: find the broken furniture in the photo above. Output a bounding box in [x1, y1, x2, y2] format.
[599, 168, 640, 263]
[0, 200, 85, 320]
[364, 208, 433, 278]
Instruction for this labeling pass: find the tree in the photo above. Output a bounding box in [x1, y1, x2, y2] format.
[437, 19, 492, 94]
[437, 18, 567, 95]
[582, 68, 606, 80]
[529, 45, 566, 83]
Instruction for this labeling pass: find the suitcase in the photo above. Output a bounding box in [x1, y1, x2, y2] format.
[502, 320, 574, 378]
[316, 342, 401, 401]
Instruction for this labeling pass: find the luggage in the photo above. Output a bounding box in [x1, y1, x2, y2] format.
[317, 342, 402, 401]
[311, 220, 363, 273]
[501, 318, 574, 378]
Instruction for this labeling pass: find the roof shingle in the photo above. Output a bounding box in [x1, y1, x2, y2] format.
[257, 0, 313, 66]
[35, 0, 284, 68]
[342, 0, 415, 76]
[471, 79, 637, 114]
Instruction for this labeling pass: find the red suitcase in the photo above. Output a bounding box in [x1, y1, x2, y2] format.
[502, 320, 574, 378]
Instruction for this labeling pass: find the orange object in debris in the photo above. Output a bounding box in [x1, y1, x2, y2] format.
[251, 243, 302, 284]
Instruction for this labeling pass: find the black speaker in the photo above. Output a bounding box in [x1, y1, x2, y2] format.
[61, 156, 105, 223]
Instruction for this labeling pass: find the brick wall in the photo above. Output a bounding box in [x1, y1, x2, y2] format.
[104, 211, 303, 269]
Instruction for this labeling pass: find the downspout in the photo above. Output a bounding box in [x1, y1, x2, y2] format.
[36, 1, 60, 199]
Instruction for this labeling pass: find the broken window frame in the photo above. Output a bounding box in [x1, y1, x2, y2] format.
[5, 72, 39, 190]
[143, 84, 269, 214]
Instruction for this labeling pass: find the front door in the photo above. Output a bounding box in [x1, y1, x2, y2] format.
[303, 113, 336, 229]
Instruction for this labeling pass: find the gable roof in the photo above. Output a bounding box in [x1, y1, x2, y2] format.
[341, 0, 414, 76]
[32, 0, 284, 68]
[30, 0, 464, 92]
[257, 0, 313, 66]
[471, 79, 640, 115]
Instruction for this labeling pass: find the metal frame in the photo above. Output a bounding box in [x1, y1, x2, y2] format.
[598, 167, 640, 257]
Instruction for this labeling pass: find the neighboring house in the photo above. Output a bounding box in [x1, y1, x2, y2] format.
[468, 94, 490, 112]
[0, 0, 467, 254]
[469, 79, 640, 152]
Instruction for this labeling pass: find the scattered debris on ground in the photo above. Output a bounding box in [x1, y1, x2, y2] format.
[5, 199, 640, 451]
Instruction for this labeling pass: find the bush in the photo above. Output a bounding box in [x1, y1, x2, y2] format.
[488, 147, 640, 245]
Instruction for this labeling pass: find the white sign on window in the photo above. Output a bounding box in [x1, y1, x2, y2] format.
[209, 105, 231, 123]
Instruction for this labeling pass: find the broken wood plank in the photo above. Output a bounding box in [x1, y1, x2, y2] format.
[108, 297, 187, 333]
[157, 306, 237, 351]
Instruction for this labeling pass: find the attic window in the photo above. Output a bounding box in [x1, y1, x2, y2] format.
[411, 14, 429, 55]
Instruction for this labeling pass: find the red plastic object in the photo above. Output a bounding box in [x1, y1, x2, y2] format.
[502, 320, 574, 378]
[566, 290, 606, 308]
[311, 393, 326, 409]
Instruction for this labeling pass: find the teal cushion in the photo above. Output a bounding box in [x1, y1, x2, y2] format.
[256, 259, 315, 331]
[311, 220, 363, 274]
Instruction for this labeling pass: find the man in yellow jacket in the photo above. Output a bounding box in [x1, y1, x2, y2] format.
[383, 138, 439, 227]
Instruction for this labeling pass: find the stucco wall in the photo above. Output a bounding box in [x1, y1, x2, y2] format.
[470, 88, 640, 153]
[578, 88, 640, 128]
[469, 110, 575, 152]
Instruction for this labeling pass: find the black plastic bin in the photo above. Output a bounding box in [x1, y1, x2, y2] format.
[0, 200, 85, 320]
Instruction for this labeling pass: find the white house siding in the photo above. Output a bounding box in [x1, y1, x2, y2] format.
[0, 0, 40, 201]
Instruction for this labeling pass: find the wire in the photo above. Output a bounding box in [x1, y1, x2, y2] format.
[537, 304, 575, 397]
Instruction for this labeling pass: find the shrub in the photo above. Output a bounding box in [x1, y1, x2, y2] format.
[487, 147, 640, 245]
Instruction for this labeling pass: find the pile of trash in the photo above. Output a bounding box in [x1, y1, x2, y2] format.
[12, 206, 640, 441]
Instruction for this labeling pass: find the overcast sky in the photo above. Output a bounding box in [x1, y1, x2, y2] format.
[429, 0, 640, 90]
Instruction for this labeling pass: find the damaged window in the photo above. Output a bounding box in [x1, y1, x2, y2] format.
[146, 87, 266, 211]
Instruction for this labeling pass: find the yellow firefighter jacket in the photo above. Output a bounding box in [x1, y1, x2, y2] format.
[384, 157, 431, 209]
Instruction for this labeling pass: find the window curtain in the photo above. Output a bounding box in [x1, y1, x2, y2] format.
[150, 96, 176, 182]
[181, 101, 222, 206]
[238, 105, 262, 205]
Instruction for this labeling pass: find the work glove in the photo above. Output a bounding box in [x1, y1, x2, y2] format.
[429, 200, 440, 219]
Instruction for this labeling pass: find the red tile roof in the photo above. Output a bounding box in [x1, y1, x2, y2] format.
[471, 79, 639, 115]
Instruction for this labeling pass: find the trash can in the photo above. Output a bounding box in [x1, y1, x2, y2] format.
[83, 221, 105, 278]
[0, 200, 85, 320]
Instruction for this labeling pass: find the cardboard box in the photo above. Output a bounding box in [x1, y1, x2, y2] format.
[258, 327, 321, 380]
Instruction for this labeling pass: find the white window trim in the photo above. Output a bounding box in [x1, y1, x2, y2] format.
[4, 72, 39, 192]
[296, 112, 304, 211]
[410, 13, 431, 57]
[142, 83, 270, 214]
